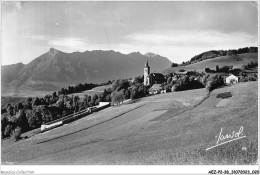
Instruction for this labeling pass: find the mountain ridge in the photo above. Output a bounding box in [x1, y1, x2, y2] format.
[2, 48, 172, 95]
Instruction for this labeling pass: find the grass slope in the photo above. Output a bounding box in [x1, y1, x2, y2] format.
[68, 84, 112, 98]
[1, 82, 257, 165]
[163, 53, 258, 74]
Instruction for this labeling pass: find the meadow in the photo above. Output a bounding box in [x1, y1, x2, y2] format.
[2, 81, 257, 164]
[163, 53, 258, 74]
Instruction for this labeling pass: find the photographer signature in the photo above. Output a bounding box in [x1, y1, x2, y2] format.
[206, 126, 246, 151]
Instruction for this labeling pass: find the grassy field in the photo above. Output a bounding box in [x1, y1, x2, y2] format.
[2, 81, 257, 165]
[68, 84, 112, 98]
[163, 53, 258, 74]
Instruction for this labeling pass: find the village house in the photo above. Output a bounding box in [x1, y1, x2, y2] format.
[226, 74, 238, 85]
[175, 70, 188, 76]
[149, 84, 163, 94]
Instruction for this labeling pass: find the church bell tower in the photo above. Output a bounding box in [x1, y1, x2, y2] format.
[144, 60, 150, 85]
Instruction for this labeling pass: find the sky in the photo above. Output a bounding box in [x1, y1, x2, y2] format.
[1, 1, 258, 65]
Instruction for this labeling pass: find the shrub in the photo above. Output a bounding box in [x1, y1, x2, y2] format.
[240, 74, 258, 82]
[4, 124, 12, 138]
[248, 75, 257, 81]
[164, 84, 172, 92]
[171, 63, 178, 67]
[11, 127, 22, 141]
[216, 92, 232, 98]
[243, 61, 258, 70]
[171, 85, 179, 92]
[206, 74, 225, 93]
[218, 65, 232, 73]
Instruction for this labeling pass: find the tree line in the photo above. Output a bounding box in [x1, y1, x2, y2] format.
[1, 76, 149, 140]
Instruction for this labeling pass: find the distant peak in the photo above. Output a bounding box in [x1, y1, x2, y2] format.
[145, 52, 158, 57]
[49, 47, 60, 55]
[129, 52, 142, 56]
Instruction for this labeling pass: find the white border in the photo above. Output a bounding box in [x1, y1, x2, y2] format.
[1, 165, 259, 174]
[1, 0, 259, 174]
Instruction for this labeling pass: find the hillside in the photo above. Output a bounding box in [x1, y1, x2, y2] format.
[2, 48, 171, 96]
[163, 53, 258, 74]
[2, 81, 257, 164]
[181, 47, 257, 66]
[1, 63, 25, 84]
[68, 85, 112, 98]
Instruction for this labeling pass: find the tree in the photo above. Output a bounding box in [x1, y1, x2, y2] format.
[83, 95, 89, 107]
[16, 110, 29, 133]
[205, 68, 211, 73]
[56, 95, 65, 109]
[25, 97, 33, 109]
[1, 115, 8, 137]
[164, 84, 172, 92]
[171, 63, 178, 67]
[4, 125, 12, 138]
[7, 105, 14, 116]
[171, 84, 180, 92]
[205, 74, 225, 93]
[105, 94, 111, 102]
[32, 97, 40, 106]
[167, 77, 172, 85]
[28, 111, 43, 129]
[249, 47, 258, 53]
[52, 91, 57, 99]
[227, 49, 238, 56]
[206, 80, 215, 93]
[87, 96, 92, 105]
[92, 94, 98, 106]
[133, 76, 143, 84]
[11, 127, 22, 141]
[111, 91, 124, 105]
[124, 89, 131, 100]
[73, 96, 80, 107]
[17, 103, 23, 110]
[216, 65, 219, 72]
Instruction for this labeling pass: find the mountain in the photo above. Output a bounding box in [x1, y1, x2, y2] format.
[1, 63, 25, 84]
[145, 52, 159, 58]
[2, 48, 172, 96]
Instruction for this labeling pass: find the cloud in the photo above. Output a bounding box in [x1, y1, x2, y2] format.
[120, 30, 257, 63]
[1, 1, 258, 65]
[48, 37, 89, 51]
[25, 35, 47, 41]
[124, 30, 257, 48]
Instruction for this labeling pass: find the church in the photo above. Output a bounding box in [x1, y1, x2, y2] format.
[143, 60, 165, 86]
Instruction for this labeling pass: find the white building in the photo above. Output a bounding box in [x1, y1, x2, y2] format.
[226, 74, 238, 85]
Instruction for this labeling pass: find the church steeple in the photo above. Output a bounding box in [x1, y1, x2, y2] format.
[144, 60, 150, 85]
[145, 60, 150, 68]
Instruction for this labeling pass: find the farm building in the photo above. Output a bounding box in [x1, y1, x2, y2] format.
[149, 84, 163, 94]
[175, 71, 188, 76]
[226, 74, 238, 85]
